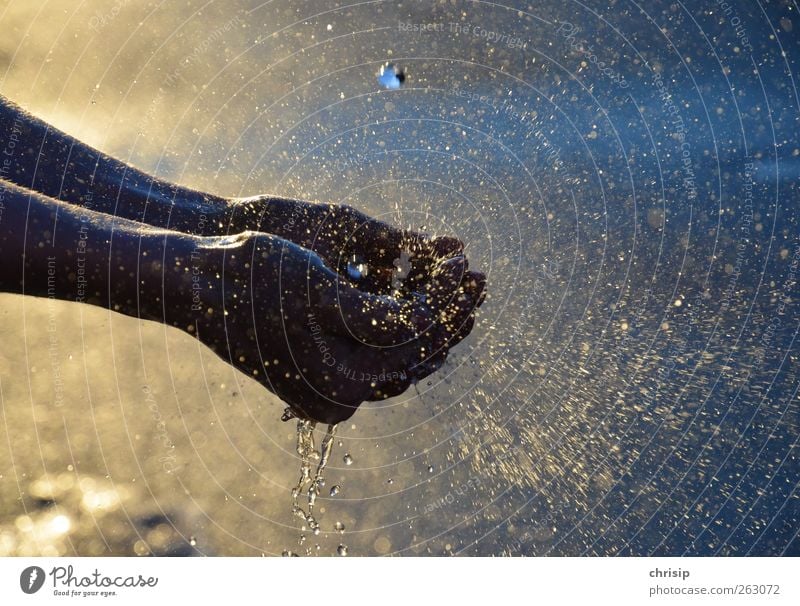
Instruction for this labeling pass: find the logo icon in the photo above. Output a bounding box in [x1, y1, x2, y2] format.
[20, 566, 45, 594]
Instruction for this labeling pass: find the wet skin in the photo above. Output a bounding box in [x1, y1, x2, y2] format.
[0, 97, 485, 423]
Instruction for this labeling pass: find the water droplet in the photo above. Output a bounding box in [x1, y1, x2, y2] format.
[334, 521, 346, 533]
[329, 485, 340, 496]
[346, 255, 369, 281]
[189, 536, 197, 546]
[343, 454, 353, 465]
[427, 465, 434, 473]
[337, 544, 348, 556]
[377, 63, 405, 89]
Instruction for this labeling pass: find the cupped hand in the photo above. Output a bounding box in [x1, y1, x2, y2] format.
[225, 196, 486, 303]
[189, 231, 484, 424]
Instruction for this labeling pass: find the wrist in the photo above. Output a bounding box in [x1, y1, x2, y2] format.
[136, 231, 229, 328]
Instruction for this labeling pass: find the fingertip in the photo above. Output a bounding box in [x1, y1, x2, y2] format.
[427, 256, 466, 308]
[430, 236, 465, 258]
[462, 271, 487, 307]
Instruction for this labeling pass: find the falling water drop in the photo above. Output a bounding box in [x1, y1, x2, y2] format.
[346, 255, 370, 281]
[291, 421, 339, 544]
[377, 63, 405, 89]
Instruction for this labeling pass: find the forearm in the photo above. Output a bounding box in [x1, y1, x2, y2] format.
[0, 95, 229, 234]
[0, 96, 336, 244]
[0, 179, 215, 326]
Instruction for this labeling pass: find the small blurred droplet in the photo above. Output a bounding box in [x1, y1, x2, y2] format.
[346, 255, 369, 281]
[337, 544, 348, 556]
[343, 454, 353, 465]
[377, 63, 405, 89]
[329, 485, 340, 496]
[334, 521, 346, 533]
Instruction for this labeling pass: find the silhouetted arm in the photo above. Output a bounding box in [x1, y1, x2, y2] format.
[0, 179, 473, 423]
[0, 95, 482, 302]
[0, 94, 228, 234]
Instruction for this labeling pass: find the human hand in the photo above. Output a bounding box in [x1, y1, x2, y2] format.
[187, 230, 484, 424]
[224, 197, 486, 303]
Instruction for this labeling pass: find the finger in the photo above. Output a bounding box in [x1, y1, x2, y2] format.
[425, 256, 467, 309]
[409, 347, 449, 382]
[315, 278, 431, 347]
[428, 235, 465, 259]
[461, 270, 487, 307]
[445, 313, 476, 348]
[368, 369, 413, 400]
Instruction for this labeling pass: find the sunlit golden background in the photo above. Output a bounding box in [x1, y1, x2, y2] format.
[1, 0, 798, 556]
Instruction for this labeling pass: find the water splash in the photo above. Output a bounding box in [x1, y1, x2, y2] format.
[291, 421, 338, 545]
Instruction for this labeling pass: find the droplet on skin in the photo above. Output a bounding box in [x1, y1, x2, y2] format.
[334, 521, 345, 533]
[343, 454, 353, 465]
[346, 255, 369, 281]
